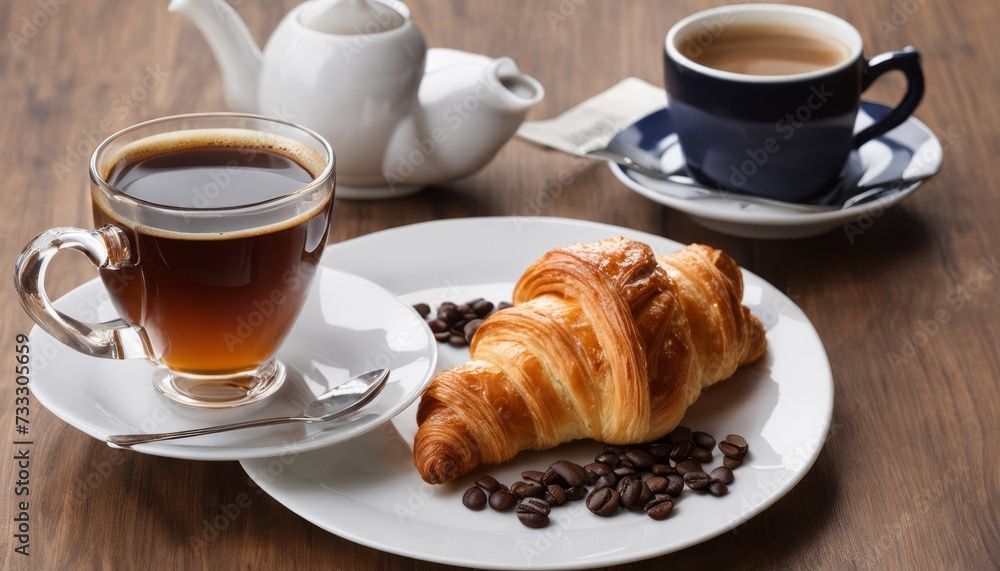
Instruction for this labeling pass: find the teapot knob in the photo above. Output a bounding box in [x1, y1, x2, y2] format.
[300, 0, 406, 35]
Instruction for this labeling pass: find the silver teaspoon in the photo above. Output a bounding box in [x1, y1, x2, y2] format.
[106, 369, 390, 449]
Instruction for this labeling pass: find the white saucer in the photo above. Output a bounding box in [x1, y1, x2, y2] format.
[241, 217, 834, 568]
[30, 268, 437, 460]
[609, 101, 942, 239]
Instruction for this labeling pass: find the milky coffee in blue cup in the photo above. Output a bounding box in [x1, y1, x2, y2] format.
[664, 4, 924, 203]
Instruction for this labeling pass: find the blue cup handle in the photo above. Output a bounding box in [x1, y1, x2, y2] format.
[852, 46, 925, 148]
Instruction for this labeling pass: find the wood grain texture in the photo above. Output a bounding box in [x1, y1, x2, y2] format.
[1, 1, 997, 569]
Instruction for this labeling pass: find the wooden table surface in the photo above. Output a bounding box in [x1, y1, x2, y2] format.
[2, 0, 997, 569]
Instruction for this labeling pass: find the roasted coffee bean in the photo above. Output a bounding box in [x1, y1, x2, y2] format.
[719, 434, 749, 459]
[450, 320, 468, 335]
[462, 486, 487, 510]
[595, 452, 621, 467]
[593, 472, 617, 490]
[516, 497, 551, 528]
[475, 475, 502, 493]
[521, 470, 545, 484]
[433, 331, 450, 342]
[584, 462, 613, 479]
[489, 489, 517, 511]
[427, 319, 449, 333]
[645, 476, 668, 494]
[669, 426, 692, 443]
[669, 440, 694, 462]
[544, 484, 567, 506]
[565, 486, 587, 501]
[511, 481, 545, 499]
[586, 487, 620, 517]
[413, 303, 431, 318]
[448, 334, 468, 347]
[648, 443, 672, 459]
[623, 449, 656, 470]
[497, 301, 513, 311]
[690, 447, 713, 464]
[613, 465, 638, 477]
[438, 303, 460, 324]
[456, 303, 473, 314]
[664, 474, 684, 497]
[644, 494, 675, 520]
[651, 463, 678, 476]
[541, 468, 567, 486]
[617, 458, 636, 470]
[621, 479, 652, 510]
[464, 319, 483, 342]
[615, 474, 639, 494]
[708, 480, 729, 496]
[692, 431, 716, 450]
[602, 444, 627, 454]
[472, 300, 494, 317]
[684, 471, 711, 490]
[675, 459, 702, 475]
[710, 466, 735, 484]
[723, 456, 744, 469]
[550, 460, 587, 487]
[462, 312, 478, 322]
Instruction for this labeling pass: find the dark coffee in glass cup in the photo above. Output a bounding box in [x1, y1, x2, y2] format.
[14, 114, 336, 409]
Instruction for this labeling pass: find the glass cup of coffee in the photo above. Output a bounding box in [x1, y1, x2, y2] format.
[664, 4, 924, 203]
[13, 113, 335, 409]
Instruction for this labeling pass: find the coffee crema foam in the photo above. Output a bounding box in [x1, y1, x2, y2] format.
[94, 128, 331, 241]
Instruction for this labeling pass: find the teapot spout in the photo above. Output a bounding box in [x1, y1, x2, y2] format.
[169, 0, 262, 112]
[381, 49, 544, 190]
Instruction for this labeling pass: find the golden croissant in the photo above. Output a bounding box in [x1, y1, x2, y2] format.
[414, 237, 766, 484]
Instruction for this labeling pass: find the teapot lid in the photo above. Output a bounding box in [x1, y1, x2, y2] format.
[299, 0, 407, 35]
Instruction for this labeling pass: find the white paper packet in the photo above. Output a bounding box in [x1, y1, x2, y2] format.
[516, 77, 667, 156]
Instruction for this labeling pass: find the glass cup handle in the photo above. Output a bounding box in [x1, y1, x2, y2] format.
[13, 225, 152, 360]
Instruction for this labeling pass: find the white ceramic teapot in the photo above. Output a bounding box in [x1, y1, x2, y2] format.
[169, 0, 544, 198]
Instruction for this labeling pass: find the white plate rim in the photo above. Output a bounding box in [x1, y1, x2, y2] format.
[241, 216, 835, 569]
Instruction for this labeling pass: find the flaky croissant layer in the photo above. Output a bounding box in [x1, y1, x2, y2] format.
[414, 237, 766, 484]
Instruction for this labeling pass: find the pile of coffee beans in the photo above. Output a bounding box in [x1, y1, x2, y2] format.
[461, 427, 750, 528]
[413, 299, 512, 348]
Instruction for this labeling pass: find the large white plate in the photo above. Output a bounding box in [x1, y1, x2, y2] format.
[30, 268, 437, 460]
[241, 217, 834, 569]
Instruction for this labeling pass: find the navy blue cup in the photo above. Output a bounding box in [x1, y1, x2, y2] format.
[664, 4, 924, 203]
